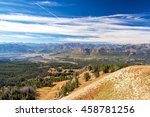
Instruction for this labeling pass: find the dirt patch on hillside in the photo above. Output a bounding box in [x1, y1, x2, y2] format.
[36, 81, 67, 100]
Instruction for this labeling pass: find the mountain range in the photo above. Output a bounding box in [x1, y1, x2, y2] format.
[0, 43, 150, 63]
[0, 43, 150, 54]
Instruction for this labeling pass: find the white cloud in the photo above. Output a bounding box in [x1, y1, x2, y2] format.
[0, 1, 23, 6]
[0, 13, 150, 44]
[35, 1, 61, 6]
[0, 34, 34, 39]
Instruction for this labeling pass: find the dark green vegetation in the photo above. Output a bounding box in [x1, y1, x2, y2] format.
[0, 62, 49, 87]
[0, 61, 50, 100]
[83, 72, 91, 81]
[0, 61, 80, 88]
[57, 78, 80, 98]
[23, 78, 53, 88]
[89, 63, 132, 77]
[0, 87, 35, 100]
[0, 60, 133, 100]
[0, 61, 81, 99]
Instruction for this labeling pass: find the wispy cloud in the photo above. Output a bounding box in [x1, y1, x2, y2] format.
[0, 1, 23, 6]
[0, 1, 61, 7]
[35, 1, 61, 6]
[0, 1, 40, 15]
[0, 1, 32, 7]
[0, 13, 150, 44]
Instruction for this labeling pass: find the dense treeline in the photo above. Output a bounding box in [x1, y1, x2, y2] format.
[46, 62, 81, 69]
[0, 86, 35, 100]
[47, 59, 103, 69]
[0, 62, 49, 87]
[22, 78, 54, 88]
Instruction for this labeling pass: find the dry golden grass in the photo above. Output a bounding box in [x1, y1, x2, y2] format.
[61, 65, 150, 100]
[73, 87, 100, 100]
[36, 81, 67, 100]
[94, 65, 150, 100]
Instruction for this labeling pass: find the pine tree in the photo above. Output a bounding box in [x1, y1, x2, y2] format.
[83, 72, 91, 81]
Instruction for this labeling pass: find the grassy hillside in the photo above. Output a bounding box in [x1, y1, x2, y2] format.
[61, 65, 150, 100]
[94, 66, 150, 100]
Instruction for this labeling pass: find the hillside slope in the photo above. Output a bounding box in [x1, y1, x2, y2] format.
[36, 81, 67, 100]
[61, 65, 150, 100]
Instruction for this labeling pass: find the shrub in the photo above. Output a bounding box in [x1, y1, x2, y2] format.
[87, 65, 92, 71]
[93, 71, 99, 78]
[83, 72, 91, 81]
[58, 78, 80, 98]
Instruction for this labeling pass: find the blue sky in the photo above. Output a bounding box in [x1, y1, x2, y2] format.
[0, 0, 150, 44]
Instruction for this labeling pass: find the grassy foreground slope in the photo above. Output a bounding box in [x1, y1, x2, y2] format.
[95, 65, 150, 100]
[61, 65, 150, 100]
